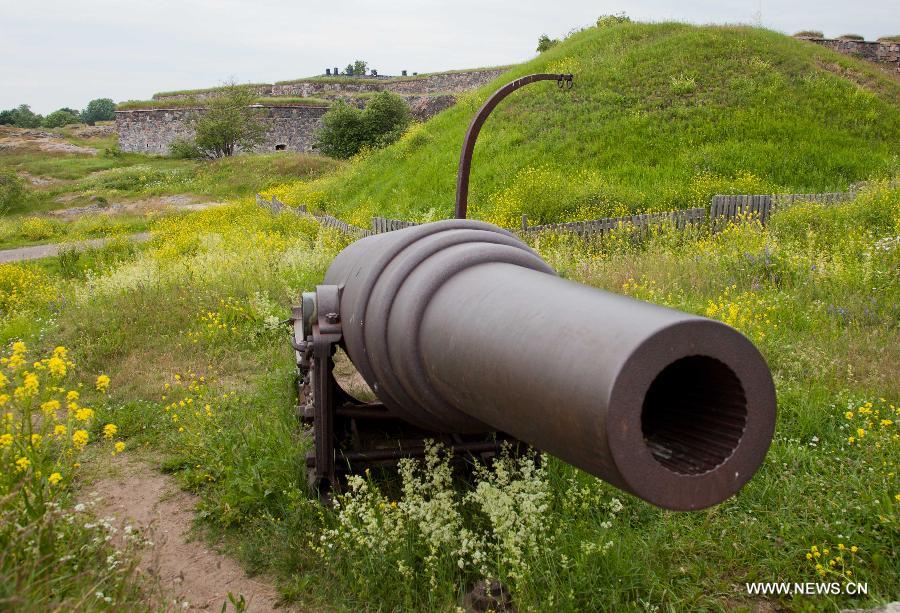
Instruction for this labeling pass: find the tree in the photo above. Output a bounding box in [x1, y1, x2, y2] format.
[43, 109, 80, 128]
[537, 34, 559, 53]
[80, 98, 116, 125]
[3, 105, 43, 128]
[314, 92, 411, 159]
[361, 91, 411, 147]
[190, 84, 266, 158]
[344, 60, 369, 76]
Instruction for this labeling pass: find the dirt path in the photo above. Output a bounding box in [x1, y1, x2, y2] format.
[84, 457, 284, 612]
[0, 232, 151, 263]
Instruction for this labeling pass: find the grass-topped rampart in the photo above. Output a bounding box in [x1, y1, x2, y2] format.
[267, 22, 898, 226]
[116, 97, 332, 111]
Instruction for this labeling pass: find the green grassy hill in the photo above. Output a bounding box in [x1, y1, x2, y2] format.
[298, 22, 899, 226]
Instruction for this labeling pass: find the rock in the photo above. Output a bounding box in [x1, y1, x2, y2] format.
[463, 579, 515, 612]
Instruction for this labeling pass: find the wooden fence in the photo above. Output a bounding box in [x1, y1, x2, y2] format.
[522, 207, 706, 237]
[255, 183, 880, 240]
[371, 216, 420, 234]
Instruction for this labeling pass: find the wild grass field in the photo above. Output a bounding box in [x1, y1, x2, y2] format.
[0, 18, 898, 613]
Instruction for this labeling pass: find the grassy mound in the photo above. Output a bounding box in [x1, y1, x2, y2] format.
[291, 22, 898, 226]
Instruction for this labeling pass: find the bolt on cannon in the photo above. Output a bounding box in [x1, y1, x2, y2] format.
[290, 74, 776, 511]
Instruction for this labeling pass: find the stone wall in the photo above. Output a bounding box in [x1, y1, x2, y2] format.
[116, 105, 330, 154]
[797, 37, 900, 70]
[153, 67, 508, 101]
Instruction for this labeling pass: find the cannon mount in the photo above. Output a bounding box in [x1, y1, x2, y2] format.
[291, 286, 525, 497]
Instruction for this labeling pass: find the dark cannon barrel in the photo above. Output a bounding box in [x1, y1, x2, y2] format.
[324, 219, 776, 510]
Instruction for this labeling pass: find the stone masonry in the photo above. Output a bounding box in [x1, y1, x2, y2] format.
[116, 105, 330, 154]
[795, 36, 900, 71]
[119, 67, 507, 154]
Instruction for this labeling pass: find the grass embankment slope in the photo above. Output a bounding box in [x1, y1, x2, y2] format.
[282, 22, 899, 225]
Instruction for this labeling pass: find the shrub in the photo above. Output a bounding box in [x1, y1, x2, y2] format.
[877, 35, 900, 42]
[0, 105, 43, 128]
[596, 13, 631, 28]
[192, 84, 266, 158]
[537, 34, 559, 53]
[42, 109, 80, 128]
[314, 92, 410, 159]
[0, 170, 25, 214]
[838, 33, 865, 40]
[168, 137, 204, 159]
[344, 60, 368, 76]
[80, 98, 116, 125]
[794, 30, 824, 38]
[20, 217, 60, 241]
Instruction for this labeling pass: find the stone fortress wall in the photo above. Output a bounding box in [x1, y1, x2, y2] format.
[117, 67, 507, 154]
[795, 36, 900, 69]
[116, 106, 330, 155]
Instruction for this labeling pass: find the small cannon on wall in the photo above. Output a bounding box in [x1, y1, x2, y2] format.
[289, 73, 776, 510]
[291, 219, 776, 510]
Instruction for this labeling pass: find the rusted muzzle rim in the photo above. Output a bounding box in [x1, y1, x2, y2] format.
[607, 319, 776, 511]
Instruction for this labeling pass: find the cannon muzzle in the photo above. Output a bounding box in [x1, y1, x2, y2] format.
[322, 219, 776, 510]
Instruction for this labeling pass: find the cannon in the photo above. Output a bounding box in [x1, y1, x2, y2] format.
[291, 219, 776, 510]
[290, 73, 775, 510]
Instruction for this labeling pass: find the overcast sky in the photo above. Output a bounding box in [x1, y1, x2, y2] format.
[1, 0, 896, 114]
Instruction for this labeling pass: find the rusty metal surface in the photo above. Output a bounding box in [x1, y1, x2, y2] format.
[454, 73, 573, 219]
[323, 220, 776, 510]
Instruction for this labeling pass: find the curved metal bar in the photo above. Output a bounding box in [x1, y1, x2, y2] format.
[454, 73, 573, 219]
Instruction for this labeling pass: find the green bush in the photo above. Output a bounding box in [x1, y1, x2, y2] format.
[192, 85, 266, 158]
[596, 13, 631, 28]
[314, 92, 410, 159]
[0, 169, 26, 214]
[794, 30, 824, 38]
[168, 137, 204, 159]
[0, 105, 43, 128]
[838, 33, 865, 40]
[537, 34, 559, 53]
[80, 98, 116, 125]
[43, 109, 80, 128]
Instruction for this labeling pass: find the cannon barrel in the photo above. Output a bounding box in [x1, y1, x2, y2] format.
[324, 219, 776, 510]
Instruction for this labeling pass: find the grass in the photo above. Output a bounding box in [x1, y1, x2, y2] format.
[2, 182, 895, 611]
[262, 22, 898, 225]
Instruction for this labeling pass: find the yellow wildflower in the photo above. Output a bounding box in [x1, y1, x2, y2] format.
[0, 394, 8, 406]
[54, 424, 67, 437]
[7, 353, 25, 370]
[47, 472, 62, 485]
[11, 341, 26, 354]
[114, 441, 125, 454]
[47, 356, 66, 378]
[40, 399, 61, 416]
[30, 433, 41, 447]
[52, 346, 67, 359]
[72, 429, 88, 450]
[75, 407, 94, 422]
[15, 456, 30, 472]
[845, 411, 854, 419]
[103, 423, 118, 439]
[0, 433, 12, 447]
[0, 371, 6, 388]
[857, 428, 866, 438]
[880, 419, 893, 427]
[14, 372, 39, 399]
[95, 374, 110, 392]
[850, 546, 858, 553]
[66, 390, 79, 402]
